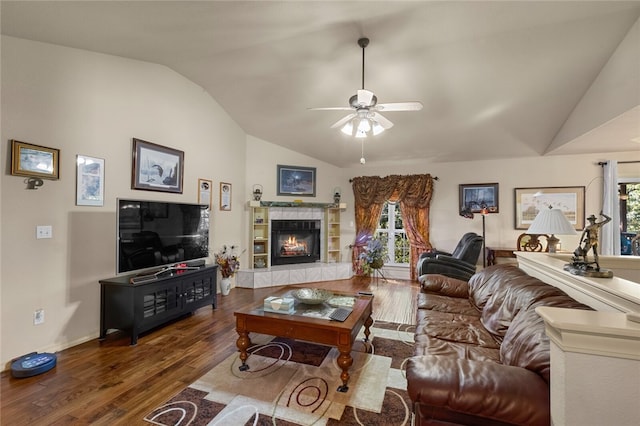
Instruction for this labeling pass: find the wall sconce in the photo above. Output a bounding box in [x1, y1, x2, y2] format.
[252, 184, 263, 202]
[26, 178, 44, 190]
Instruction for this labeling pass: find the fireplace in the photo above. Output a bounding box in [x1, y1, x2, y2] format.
[271, 220, 321, 265]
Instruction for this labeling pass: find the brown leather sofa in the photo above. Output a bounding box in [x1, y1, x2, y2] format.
[407, 264, 591, 425]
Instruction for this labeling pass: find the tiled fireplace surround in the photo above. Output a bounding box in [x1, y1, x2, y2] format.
[236, 206, 352, 289]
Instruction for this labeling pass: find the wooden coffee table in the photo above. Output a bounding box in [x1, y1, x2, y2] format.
[234, 289, 374, 393]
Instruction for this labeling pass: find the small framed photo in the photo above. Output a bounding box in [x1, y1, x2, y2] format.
[198, 178, 213, 210]
[514, 186, 585, 230]
[220, 182, 232, 211]
[277, 164, 316, 197]
[459, 183, 499, 214]
[131, 138, 184, 193]
[76, 155, 105, 206]
[11, 140, 60, 180]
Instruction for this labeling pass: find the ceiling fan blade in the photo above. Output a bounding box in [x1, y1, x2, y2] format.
[371, 112, 394, 129]
[376, 101, 423, 112]
[308, 106, 353, 111]
[330, 113, 357, 129]
[357, 89, 374, 106]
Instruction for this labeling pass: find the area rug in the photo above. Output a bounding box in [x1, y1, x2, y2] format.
[143, 320, 415, 425]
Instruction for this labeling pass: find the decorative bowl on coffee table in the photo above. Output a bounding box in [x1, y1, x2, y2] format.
[291, 288, 333, 305]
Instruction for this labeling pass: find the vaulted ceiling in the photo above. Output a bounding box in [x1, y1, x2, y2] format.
[2, 1, 639, 167]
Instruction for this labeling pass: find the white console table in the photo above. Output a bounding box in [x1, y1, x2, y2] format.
[515, 252, 640, 312]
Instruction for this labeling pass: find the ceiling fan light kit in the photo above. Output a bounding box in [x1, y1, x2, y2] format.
[310, 37, 423, 162]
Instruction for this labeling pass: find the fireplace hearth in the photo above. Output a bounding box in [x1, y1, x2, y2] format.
[271, 220, 321, 265]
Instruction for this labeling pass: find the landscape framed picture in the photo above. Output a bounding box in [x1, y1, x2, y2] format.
[131, 138, 184, 193]
[76, 155, 105, 206]
[514, 186, 585, 230]
[277, 165, 316, 196]
[459, 183, 499, 214]
[10, 140, 60, 180]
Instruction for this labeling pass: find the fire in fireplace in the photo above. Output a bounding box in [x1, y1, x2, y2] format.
[271, 220, 321, 265]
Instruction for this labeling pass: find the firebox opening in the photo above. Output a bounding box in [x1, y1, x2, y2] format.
[271, 220, 321, 265]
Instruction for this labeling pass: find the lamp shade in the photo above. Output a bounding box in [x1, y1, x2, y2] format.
[527, 206, 576, 253]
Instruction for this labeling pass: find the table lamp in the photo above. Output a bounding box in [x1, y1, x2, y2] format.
[527, 206, 576, 253]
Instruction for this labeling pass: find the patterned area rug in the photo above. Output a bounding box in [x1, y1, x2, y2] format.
[143, 321, 415, 425]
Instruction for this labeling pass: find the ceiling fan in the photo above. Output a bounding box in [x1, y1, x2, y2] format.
[310, 37, 423, 137]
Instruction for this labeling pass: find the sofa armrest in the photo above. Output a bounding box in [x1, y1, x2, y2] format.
[407, 355, 549, 426]
[418, 274, 469, 298]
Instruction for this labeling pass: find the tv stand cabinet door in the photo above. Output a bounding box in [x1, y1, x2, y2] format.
[135, 280, 183, 341]
[181, 268, 217, 311]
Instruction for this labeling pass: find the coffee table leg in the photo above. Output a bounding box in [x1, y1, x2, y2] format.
[336, 348, 353, 392]
[363, 314, 373, 342]
[237, 331, 251, 371]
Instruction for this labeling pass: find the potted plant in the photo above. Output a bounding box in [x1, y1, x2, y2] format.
[214, 245, 240, 295]
[359, 237, 388, 276]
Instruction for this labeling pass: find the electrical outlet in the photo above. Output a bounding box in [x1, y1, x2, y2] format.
[36, 225, 53, 239]
[34, 309, 45, 325]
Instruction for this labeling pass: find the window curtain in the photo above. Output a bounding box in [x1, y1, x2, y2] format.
[351, 176, 396, 275]
[601, 160, 620, 255]
[351, 174, 434, 280]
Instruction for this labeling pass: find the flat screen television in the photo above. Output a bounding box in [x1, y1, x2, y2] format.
[117, 199, 210, 274]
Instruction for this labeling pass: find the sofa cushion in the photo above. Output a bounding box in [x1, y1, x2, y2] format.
[420, 273, 469, 298]
[416, 309, 500, 349]
[407, 355, 550, 426]
[500, 296, 592, 382]
[467, 264, 526, 311]
[417, 292, 480, 316]
[414, 334, 501, 363]
[480, 272, 573, 341]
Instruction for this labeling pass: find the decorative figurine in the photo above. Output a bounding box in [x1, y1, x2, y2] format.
[333, 187, 341, 204]
[252, 184, 263, 202]
[564, 211, 613, 278]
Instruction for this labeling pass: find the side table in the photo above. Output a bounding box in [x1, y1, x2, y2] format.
[485, 247, 517, 266]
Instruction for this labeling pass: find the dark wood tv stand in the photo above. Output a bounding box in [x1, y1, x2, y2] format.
[99, 265, 218, 345]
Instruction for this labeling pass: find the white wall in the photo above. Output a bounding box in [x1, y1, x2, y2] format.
[1, 36, 246, 367]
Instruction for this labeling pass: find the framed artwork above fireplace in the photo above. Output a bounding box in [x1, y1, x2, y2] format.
[277, 165, 316, 197]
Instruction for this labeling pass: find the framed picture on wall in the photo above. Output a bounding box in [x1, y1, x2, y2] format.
[131, 138, 184, 193]
[220, 182, 232, 211]
[514, 186, 585, 230]
[198, 178, 213, 210]
[76, 155, 105, 206]
[459, 183, 499, 215]
[277, 164, 316, 196]
[11, 140, 60, 180]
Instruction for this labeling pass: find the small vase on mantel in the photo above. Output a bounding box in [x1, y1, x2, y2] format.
[220, 277, 231, 296]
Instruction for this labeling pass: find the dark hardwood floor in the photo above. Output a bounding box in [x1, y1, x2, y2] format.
[1, 277, 418, 425]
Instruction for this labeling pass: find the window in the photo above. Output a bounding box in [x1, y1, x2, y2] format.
[620, 183, 640, 232]
[620, 182, 640, 255]
[376, 201, 410, 265]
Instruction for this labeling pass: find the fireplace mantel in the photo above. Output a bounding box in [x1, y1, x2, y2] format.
[249, 200, 346, 209]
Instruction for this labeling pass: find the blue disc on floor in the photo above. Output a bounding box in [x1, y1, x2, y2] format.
[11, 352, 57, 378]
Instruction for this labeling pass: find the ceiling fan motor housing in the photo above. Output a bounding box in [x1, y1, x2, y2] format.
[349, 94, 377, 108]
